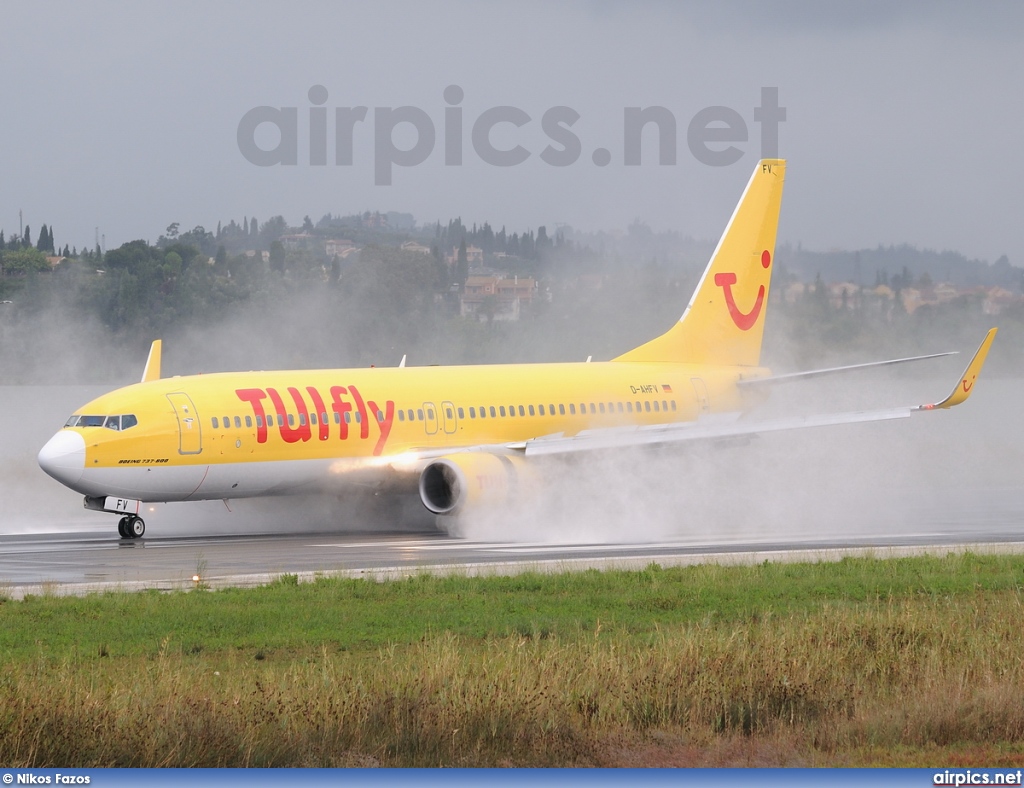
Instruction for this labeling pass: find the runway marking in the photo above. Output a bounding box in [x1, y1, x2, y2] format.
[309, 539, 712, 553]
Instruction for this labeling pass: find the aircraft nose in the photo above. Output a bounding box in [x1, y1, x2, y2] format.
[38, 430, 86, 488]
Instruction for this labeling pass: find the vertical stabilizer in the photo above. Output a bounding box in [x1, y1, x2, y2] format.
[614, 159, 785, 366]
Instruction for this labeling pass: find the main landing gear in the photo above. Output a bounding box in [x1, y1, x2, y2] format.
[117, 515, 145, 539]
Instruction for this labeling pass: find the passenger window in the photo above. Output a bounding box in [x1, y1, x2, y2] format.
[627, 402, 633, 413]
[346, 412, 353, 423]
[670, 401, 677, 411]
[617, 402, 624, 413]
[122, 414, 138, 430]
[212, 417, 220, 429]
[653, 401, 660, 412]
[355, 412, 362, 423]
[222, 415, 229, 427]
[398, 410, 405, 422]
[427, 408, 435, 420]
[529, 405, 535, 416]
[245, 416, 253, 428]
[598, 403, 606, 414]
[559, 404, 565, 415]
[538, 404, 544, 416]
[644, 401, 651, 412]
[310, 413, 317, 425]
[446, 407, 453, 419]
[635, 401, 642, 412]
[662, 400, 668, 411]
[334, 412, 341, 424]
[288, 414, 295, 427]
[407, 409, 414, 421]
[458, 407, 465, 419]
[234, 416, 242, 428]
[299, 414, 307, 426]
[377, 411, 384, 422]
[489, 406, 496, 418]
[589, 403, 596, 414]
[569, 404, 576, 415]
[417, 409, 424, 421]
[256, 415, 263, 428]
[518, 405, 525, 416]
[469, 407, 476, 418]
[322, 412, 328, 424]
[500, 406, 506, 417]
[277, 415, 285, 426]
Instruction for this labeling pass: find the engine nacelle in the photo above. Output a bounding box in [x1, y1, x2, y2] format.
[418, 452, 535, 515]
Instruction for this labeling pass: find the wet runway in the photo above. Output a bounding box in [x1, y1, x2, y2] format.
[3, 512, 1024, 600]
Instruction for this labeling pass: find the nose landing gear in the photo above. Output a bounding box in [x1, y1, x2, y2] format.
[117, 515, 146, 539]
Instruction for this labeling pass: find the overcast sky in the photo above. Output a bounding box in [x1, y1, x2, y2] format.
[4, 1, 1023, 266]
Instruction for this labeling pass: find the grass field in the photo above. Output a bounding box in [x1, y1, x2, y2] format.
[3, 553, 1024, 767]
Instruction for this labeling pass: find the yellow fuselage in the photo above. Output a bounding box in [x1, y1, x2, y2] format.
[54, 360, 764, 502]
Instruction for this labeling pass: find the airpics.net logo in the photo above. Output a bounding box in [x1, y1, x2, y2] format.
[237, 86, 786, 185]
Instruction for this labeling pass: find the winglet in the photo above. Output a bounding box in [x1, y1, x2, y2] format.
[916, 328, 997, 411]
[141, 340, 162, 383]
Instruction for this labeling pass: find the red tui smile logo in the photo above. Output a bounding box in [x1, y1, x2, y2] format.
[714, 250, 771, 331]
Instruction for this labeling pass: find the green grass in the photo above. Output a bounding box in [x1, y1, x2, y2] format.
[3, 552, 1024, 766]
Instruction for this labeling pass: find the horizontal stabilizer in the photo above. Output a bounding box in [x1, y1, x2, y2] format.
[738, 351, 957, 386]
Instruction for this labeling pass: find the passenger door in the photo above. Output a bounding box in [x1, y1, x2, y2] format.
[166, 392, 203, 454]
[441, 400, 458, 434]
[422, 402, 438, 435]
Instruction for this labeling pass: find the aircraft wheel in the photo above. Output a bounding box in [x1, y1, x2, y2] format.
[117, 516, 129, 538]
[127, 516, 146, 539]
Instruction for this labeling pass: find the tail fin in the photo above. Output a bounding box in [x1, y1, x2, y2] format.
[614, 159, 786, 366]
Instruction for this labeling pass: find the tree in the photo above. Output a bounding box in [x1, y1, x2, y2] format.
[2, 247, 50, 275]
[269, 240, 285, 272]
[36, 224, 53, 252]
[259, 216, 287, 248]
[455, 237, 468, 289]
[302, 215, 314, 232]
[23, 225, 31, 248]
[165, 222, 180, 240]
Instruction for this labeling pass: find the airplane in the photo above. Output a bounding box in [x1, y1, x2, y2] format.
[37, 159, 997, 539]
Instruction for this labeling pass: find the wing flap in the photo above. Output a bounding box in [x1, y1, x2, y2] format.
[522, 407, 912, 456]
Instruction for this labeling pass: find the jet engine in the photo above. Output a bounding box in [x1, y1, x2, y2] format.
[418, 452, 536, 515]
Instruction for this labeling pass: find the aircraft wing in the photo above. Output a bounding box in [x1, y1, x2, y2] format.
[516, 328, 997, 458]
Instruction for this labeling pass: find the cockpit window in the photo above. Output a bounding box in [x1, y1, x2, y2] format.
[65, 414, 138, 430]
